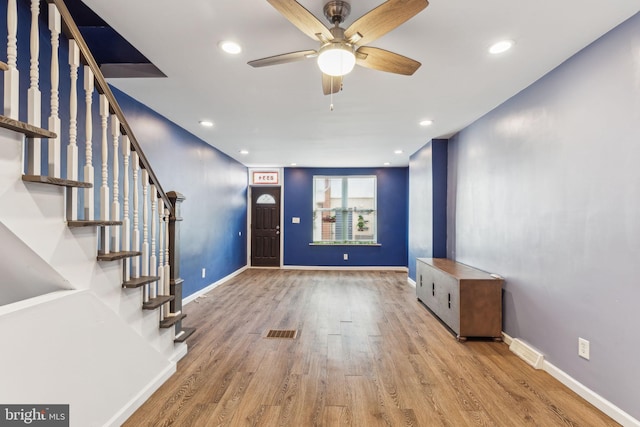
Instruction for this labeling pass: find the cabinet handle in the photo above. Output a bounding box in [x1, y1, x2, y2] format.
[432, 283, 435, 296]
[420, 274, 422, 287]
[448, 293, 451, 309]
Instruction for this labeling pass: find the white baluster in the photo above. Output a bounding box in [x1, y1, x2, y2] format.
[4, 0, 19, 119]
[27, 0, 41, 175]
[122, 136, 131, 282]
[142, 169, 149, 302]
[66, 40, 80, 221]
[99, 95, 109, 254]
[131, 151, 140, 279]
[158, 202, 165, 298]
[83, 66, 94, 220]
[163, 207, 171, 316]
[150, 185, 157, 299]
[111, 116, 121, 253]
[48, 4, 61, 178]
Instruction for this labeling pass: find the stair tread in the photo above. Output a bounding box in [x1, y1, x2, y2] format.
[67, 220, 123, 227]
[123, 276, 160, 288]
[174, 327, 196, 343]
[97, 251, 141, 261]
[142, 295, 174, 310]
[0, 114, 57, 138]
[159, 313, 186, 328]
[22, 174, 92, 188]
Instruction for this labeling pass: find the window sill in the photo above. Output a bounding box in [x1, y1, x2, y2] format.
[309, 242, 381, 247]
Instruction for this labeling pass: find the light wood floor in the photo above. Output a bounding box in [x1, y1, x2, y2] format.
[124, 269, 618, 426]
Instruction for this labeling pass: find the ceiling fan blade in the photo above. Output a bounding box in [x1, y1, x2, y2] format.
[267, 0, 333, 42]
[344, 0, 428, 46]
[248, 50, 318, 68]
[356, 46, 421, 75]
[322, 73, 343, 95]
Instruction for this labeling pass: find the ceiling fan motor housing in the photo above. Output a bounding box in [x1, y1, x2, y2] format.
[324, 0, 351, 25]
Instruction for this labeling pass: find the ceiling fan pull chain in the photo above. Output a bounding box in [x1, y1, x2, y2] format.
[330, 76, 334, 111]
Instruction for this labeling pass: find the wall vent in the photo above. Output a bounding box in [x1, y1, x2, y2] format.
[509, 338, 544, 369]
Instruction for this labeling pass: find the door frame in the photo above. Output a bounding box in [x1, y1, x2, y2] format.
[248, 184, 283, 267]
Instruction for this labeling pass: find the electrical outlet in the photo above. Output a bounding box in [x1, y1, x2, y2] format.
[202, 268, 206, 278]
[343, 253, 348, 260]
[578, 338, 590, 360]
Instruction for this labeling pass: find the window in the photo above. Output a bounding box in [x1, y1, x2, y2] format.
[313, 175, 377, 244]
[256, 194, 276, 204]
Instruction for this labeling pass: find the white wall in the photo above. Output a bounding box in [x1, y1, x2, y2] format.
[0, 291, 175, 427]
[447, 12, 640, 421]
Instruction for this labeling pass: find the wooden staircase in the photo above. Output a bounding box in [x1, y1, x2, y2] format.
[1, 112, 194, 343]
[0, 0, 194, 344]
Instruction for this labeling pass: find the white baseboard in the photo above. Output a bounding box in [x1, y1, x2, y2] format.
[407, 277, 416, 287]
[171, 342, 188, 363]
[544, 361, 639, 427]
[502, 333, 639, 427]
[281, 265, 408, 272]
[183, 266, 249, 306]
[104, 362, 176, 427]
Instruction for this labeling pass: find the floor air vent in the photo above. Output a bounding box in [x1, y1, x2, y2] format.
[509, 338, 544, 369]
[265, 329, 298, 339]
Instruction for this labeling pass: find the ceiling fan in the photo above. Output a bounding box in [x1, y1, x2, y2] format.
[248, 0, 429, 95]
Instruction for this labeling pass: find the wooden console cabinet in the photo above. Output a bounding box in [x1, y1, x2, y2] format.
[416, 258, 503, 341]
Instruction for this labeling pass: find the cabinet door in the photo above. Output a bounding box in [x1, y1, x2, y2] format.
[434, 271, 458, 332]
[416, 261, 427, 301]
[416, 261, 437, 314]
[439, 276, 460, 335]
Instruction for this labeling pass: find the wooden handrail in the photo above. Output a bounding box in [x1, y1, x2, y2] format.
[0, 61, 8, 71]
[48, 0, 174, 215]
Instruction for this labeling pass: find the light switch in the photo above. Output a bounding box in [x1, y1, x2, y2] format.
[292, 217, 300, 224]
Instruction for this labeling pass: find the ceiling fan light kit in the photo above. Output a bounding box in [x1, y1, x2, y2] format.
[317, 42, 355, 76]
[249, 0, 429, 94]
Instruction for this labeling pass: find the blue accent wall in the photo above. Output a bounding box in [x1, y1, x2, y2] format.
[283, 167, 408, 267]
[432, 140, 448, 258]
[112, 88, 248, 297]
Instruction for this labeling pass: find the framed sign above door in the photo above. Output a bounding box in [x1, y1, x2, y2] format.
[253, 171, 279, 185]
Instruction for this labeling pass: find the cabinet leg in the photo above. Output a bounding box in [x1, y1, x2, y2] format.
[456, 336, 467, 343]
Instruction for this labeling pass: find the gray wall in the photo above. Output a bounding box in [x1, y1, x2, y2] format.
[447, 12, 640, 418]
[408, 142, 435, 279]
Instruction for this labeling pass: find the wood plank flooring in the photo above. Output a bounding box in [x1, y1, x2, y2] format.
[124, 269, 618, 426]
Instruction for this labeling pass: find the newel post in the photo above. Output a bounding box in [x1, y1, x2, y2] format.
[167, 190, 185, 332]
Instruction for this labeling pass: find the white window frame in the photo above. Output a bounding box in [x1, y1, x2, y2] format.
[312, 175, 377, 244]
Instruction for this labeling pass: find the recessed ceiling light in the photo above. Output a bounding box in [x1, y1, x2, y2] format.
[489, 40, 514, 55]
[419, 119, 433, 127]
[383, 162, 391, 166]
[290, 163, 297, 166]
[219, 40, 242, 55]
[394, 150, 403, 154]
[239, 149, 249, 155]
[199, 120, 214, 127]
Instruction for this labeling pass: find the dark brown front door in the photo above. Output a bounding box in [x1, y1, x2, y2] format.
[251, 186, 281, 267]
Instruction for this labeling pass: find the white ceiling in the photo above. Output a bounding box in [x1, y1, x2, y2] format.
[83, 0, 639, 168]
